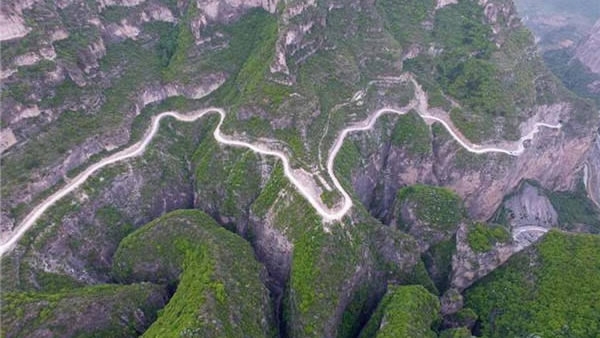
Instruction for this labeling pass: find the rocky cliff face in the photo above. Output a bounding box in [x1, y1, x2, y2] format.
[575, 18, 600, 74]
[0, 0, 231, 232]
[1, 118, 209, 288]
[350, 100, 592, 223]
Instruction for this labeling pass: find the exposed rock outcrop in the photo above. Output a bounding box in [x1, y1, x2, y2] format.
[0, 129, 17, 153]
[575, 18, 600, 74]
[585, 135, 600, 207]
[501, 181, 558, 229]
[198, 0, 278, 22]
[350, 100, 590, 223]
[1, 118, 207, 288]
[3, 75, 225, 231]
[97, 0, 145, 10]
[450, 223, 516, 291]
[436, 0, 458, 9]
[0, 10, 31, 41]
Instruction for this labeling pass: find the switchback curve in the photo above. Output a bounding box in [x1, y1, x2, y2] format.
[0, 82, 562, 256]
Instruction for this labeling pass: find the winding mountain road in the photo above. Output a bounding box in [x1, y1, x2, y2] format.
[0, 80, 562, 256]
[512, 225, 550, 250]
[512, 225, 549, 238]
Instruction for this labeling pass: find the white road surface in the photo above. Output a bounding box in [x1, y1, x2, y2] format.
[0, 80, 562, 256]
[512, 225, 549, 238]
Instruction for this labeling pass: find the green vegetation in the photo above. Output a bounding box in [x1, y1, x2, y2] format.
[404, 260, 439, 296]
[359, 285, 440, 338]
[2, 114, 212, 293]
[548, 189, 600, 231]
[337, 284, 374, 338]
[465, 231, 600, 337]
[377, 0, 434, 46]
[30, 271, 83, 293]
[192, 135, 265, 227]
[3, 31, 165, 197]
[440, 57, 508, 117]
[449, 107, 492, 145]
[333, 137, 363, 184]
[320, 189, 340, 208]
[161, 4, 196, 82]
[1, 283, 167, 338]
[466, 222, 510, 253]
[439, 327, 472, 338]
[290, 223, 327, 317]
[54, 28, 99, 63]
[156, 23, 180, 68]
[112, 210, 275, 337]
[212, 9, 289, 109]
[542, 47, 600, 106]
[397, 184, 465, 230]
[433, 1, 494, 58]
[285, 208, 370, 337]
[433, 0, 510, 120]
[391, 110, 432, 155]
[5, 2, 598, 337]
[250, 163, 287, 216]
[445, 307, 478, 330]
[99, 5, 129, 22]
[1, 9, 287, 220]
[273, 191, 402, 337]
[400, 0, 545, 141]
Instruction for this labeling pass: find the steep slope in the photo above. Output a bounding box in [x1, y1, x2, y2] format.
[464, 231, 600, 337]
[1, 283, 168, 337]
[358, 285, 440, 338]
[112, 210, 276, 337]
[0, 2, 271, 233]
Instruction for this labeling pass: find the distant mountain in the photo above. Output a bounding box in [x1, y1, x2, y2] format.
[513, 0, 600, 102]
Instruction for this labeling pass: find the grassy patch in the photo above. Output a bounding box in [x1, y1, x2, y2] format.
[376, 0, 434, 46]
[320, 189, 340, 208]
[449, 107, 492, 144]
[250, 164, 287, 217]
[359, 285, 440, 338]
[290, 225, 326, 317]
[161, 4, 195, 82]
[397, 184, 465, 230]
[466, 222, 510, 253]
[391, 110, 431, 155]
[212, 9, 289, 109]
[439, 327, 472, 338]
[333, 138, 363, 184]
